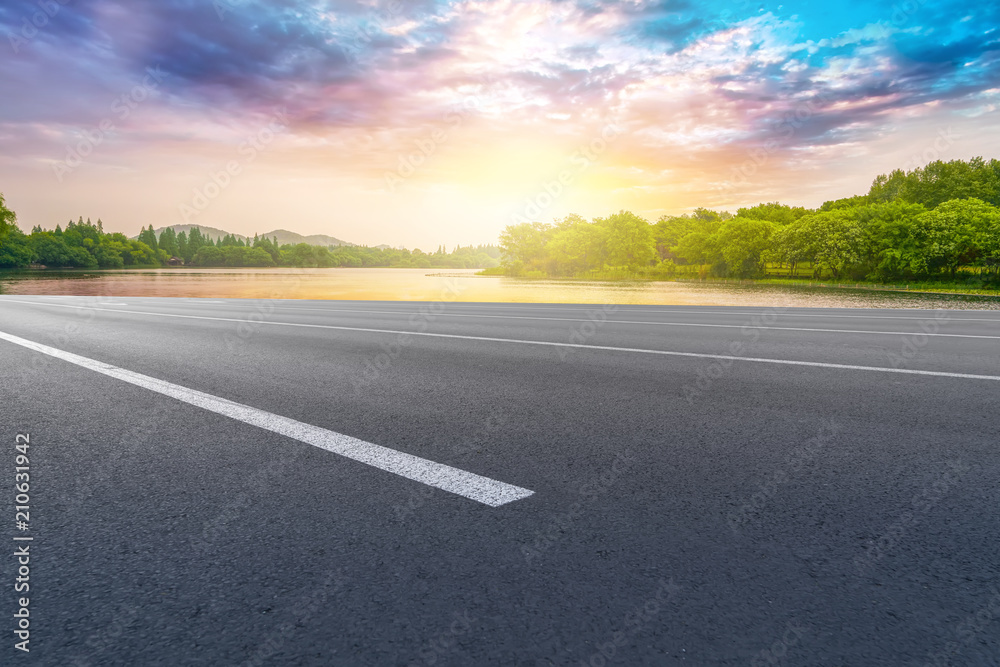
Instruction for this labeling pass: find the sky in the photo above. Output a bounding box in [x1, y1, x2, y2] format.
[0, 0, 997, 248]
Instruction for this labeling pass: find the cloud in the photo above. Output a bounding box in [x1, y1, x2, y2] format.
[3, 0, 996, 136]
[1, 0, 999, 235]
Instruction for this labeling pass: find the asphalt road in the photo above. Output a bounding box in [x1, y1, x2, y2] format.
[1, 295, 999, 666]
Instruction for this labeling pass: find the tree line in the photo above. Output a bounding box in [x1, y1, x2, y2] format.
[0, 214, 161, 270]
[498, 157, 1000, 284]
[0, 204, 500, 270]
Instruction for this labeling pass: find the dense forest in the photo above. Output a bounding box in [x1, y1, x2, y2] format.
[0, 200, 500, 270]
[498, 158, 1000, 285]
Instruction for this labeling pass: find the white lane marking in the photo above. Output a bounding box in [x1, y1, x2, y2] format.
[192, 306, 1000, 339]
[4, 298, 998, 340]
[0, 330, 533, 507]
[119, 300, 1000, 324]
[4, 300, 1000, 382]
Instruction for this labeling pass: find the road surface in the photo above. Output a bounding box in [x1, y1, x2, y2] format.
[1, 295, 998, 665]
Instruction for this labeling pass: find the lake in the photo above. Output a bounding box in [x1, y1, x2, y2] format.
[1, 267, 998, 309]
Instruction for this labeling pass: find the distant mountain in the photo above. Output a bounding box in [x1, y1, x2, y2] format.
[145, 225, 352, 247]
[258, 229, 351, 247]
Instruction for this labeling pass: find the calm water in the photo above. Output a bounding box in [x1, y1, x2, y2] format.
[1, 267, 998, 309]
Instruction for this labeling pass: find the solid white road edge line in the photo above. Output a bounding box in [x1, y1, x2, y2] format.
[0, 330, 534, 507]
[5, 301, 1000, 382]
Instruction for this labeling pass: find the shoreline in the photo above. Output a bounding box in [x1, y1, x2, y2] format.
[0, 265, 491, 274]
[474, 271, 1000, 298]
[4, 266, 998, 298]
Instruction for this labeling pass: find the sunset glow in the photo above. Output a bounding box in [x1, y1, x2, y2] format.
[2, 0, 997, 247]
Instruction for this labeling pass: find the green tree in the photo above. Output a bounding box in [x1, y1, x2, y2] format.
[868, 169, 910, 204]
[795, 209, 869, 279]
[547, 222, 607, 275]
[498, 222, 551, 274]
[93, 238, 125, 269]
[30, 233, 97, 268]
[766, 220, 815, 275]
[158, 227, 179, 257]
[736, 202, 810, 224]
[193, 246, 224, 266]
[917, 198, 1000, 278]
[137, 224, 158, 251]
[819, 195, 870, 212]
[855, 201, 927, 280]
[127, 239, 159, 266]
[245, 247, 276, 267]
[285, 243, 320, 268]
[0, 193, 17, 243]
[187, 227, 206, 260]
[673, 226, 722, 268]
[596, 211, 655, 270]
[653, 215, 698, 260]
[0, 227, 34, 268]
[869, 158, 1000, 209]
[715, 217, 777, 277]
[253, 235, 281, 264]
[902, 159, 1000, 209]
[176, 231, 189, 263]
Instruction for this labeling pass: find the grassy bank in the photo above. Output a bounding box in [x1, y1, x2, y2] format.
[477, 267, 1000, 296]
[677, 277, 1000, 296]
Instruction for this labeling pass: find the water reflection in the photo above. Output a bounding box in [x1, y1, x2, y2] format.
[1, 267, 998, 309]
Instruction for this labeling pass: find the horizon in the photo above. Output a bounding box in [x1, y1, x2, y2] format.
[1, 0, 997, 248]
[13, 220, 498, 251]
